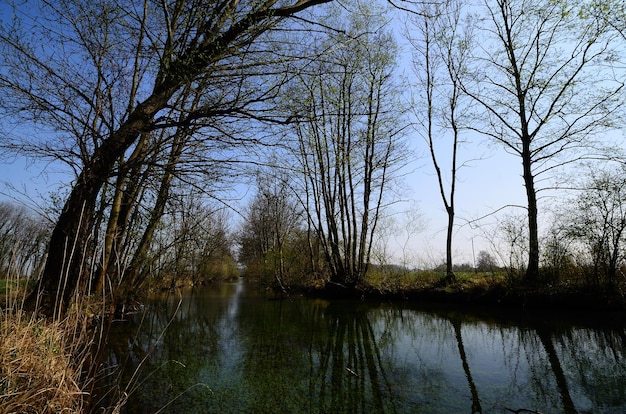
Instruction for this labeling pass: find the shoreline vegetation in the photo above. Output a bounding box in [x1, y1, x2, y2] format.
[290, 275, 626, 313]
[154, 270, 626, 312]
[309, 277, 626, 312]
[0, 312, 88, 413]
[151, 267, 626, 313]
[1, 270, 625, 413]
[0, 287, 91, 413]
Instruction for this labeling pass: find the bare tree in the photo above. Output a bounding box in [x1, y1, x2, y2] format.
[540, 221, 573, 282]
[290, 2, 408, 289]
[406, 0, 472, 282]
[565, 166, 626, 287]
[0, 202, 49, 280]
[237, 167, 305, 290]
[461, 0, 624, 282]
[0, 0, 332, 317]
[478, 212, 528, 281]
[152, 194, 236, 288]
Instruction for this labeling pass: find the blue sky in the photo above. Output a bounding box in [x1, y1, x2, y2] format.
[0, 0, 623, 268]
[0, 134, 528, 266]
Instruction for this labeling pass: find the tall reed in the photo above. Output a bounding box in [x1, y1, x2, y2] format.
[0, 251, 96, 413]
[0, 235, 179, 413]
[0, 310, 91, 413]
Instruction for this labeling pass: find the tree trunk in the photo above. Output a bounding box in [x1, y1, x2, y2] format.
[522, 143, 540, 283]
[119, 118, 190, 306]
[93, 170, 125, 296]
[24, 0, 333, 317]
[536, 326, 577, 414]
[27, 178, 97, 318]
[452, 318, 481, 414]
[445, 207, 456, 281]
[26, 92, 174, 317]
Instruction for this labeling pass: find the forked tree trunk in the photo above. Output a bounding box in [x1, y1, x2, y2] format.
[24, 0, 333, 318]
[25, 91, 177, 317]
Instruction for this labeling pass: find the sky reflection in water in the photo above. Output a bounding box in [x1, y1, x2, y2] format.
[100, 280, 626, 413]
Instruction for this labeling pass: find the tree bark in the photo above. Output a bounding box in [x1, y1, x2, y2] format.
[523, 143, 540, 282]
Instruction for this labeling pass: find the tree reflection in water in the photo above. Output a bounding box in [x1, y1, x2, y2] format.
[449, 317, 482, 414]
[95, 281, 626, 413]
[534, 323, 577, 414]
[315, 302, 396, 413]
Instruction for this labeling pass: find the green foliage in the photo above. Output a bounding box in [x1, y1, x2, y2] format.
[287, 0, 406, 288]
[240, 231, 328, 288]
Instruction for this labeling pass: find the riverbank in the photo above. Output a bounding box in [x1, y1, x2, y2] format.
[0, 285, 118, 413]
[1, 271, 624, 413]
[287, 272, 626, 312]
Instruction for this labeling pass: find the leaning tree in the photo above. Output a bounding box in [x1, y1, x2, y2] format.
[0, 0, 332, 317]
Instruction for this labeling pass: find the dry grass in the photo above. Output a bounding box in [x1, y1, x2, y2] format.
[0, 272, 97, 413]
[0, 310, 91, 413]
[365, 269, 444, 292]
[0, 265, 174, 414]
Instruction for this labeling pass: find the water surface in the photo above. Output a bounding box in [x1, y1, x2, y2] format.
[100, 280, 626, 413]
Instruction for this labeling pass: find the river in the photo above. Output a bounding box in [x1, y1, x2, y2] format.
[96, 279, 626, 413]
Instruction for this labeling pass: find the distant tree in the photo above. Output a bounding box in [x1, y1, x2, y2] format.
[565, 166, 626, 286]
[461, 0, 624, 283]
[476, 250, 497, 272]
[152, 196, 236, 290]
[0, 202, 49, 280]
[238, 169, 305, 289]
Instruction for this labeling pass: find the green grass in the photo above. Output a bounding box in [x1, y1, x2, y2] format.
[0, 279, 28, 295]
[364, 269, 510, 294]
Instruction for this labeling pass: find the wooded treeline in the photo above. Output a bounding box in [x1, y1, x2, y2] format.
[0, 0, 625, 317]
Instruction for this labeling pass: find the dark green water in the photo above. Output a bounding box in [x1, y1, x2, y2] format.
[98, 280, 626, 413]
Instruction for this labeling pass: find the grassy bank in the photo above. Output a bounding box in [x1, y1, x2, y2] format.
[287, 269, 626, 311]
